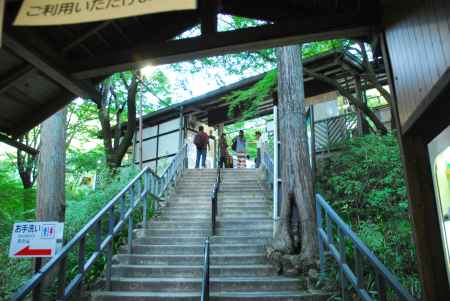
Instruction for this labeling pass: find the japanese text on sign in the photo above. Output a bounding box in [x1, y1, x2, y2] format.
[9, 222, 64, 258]
[14, 0, 197, 26]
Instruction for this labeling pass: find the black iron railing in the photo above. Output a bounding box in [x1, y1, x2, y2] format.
[316, 194, 416, 301]
[211, 166, 221, 236]
[12, 145, 188, 301]
[200, 238, 210, 301]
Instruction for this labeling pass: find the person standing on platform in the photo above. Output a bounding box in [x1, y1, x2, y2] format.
[234, 130, 247, 168]
[255, 131, 264, 168]
[219, 133, 229, 168]
[194, 126, 209, 168]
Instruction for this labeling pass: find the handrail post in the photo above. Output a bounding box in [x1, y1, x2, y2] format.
[201, 238, 210, 301]
[106, 207, 114, 291]
[32, 258, 42, 301]
[273, 105, 279, 238]
[338, 228, 350, 301]
[77, 236, 86, 298]
[143, 171, 149, 229]
[315, 197, 325, 277]
[56, 256, 66, 300]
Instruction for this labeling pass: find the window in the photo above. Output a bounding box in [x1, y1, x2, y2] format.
[428, 125, 450, 286]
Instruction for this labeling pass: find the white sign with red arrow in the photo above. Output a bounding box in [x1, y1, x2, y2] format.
[9, 222, 64, 258]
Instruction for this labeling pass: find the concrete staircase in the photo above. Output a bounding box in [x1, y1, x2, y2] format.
[91, 168, 329, 301]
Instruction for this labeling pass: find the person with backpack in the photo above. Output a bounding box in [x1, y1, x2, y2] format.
[194, 126, 209, 168]
[232, 130, 247, 168]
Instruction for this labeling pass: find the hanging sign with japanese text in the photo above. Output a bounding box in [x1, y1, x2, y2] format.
[9, 222, 64, 258]
[14, 0, 197, 26]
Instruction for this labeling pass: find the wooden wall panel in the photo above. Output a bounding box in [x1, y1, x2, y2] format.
[383, 0, 450, 128]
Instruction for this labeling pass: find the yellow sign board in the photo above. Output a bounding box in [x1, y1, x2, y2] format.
[0, 0, 5, 47]
[14, 0, 197, 26]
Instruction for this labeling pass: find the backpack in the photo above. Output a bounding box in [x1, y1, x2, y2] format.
[194, 134, 201, 147]
[231, 138, 237, 151]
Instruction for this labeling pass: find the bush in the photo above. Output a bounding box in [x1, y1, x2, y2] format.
[0, 166, 141, 301]
[316, 133, 422, 298]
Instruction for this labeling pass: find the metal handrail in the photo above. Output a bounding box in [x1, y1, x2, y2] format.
[316, 194, 416, 301]
[12, 146, 189, 301]
[200, 238, 210, 301]
[260, 150, 274, 189]
[159, 144, 188, 195]
[211, 166, 221, 236]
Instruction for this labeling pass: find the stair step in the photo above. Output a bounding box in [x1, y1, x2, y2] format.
[134, 235, 270, 245]
[114, 254, 267, 265]
[111, 264, 277, 277]
[135, 228, 273, 237]
[91, 291, 331, 301]
[106, 276, 304, 292]
[122, 244, 267, 255]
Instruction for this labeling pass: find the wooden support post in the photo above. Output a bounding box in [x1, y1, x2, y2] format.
[354, 75, 370, 135]
[200, 0, 218, 36]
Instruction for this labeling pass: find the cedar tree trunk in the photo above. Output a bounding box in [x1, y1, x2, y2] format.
[268, 46, 319, 275]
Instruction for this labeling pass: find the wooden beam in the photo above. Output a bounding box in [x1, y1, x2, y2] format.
[0, 64, 35, 94]
[200, 0, 219, 35]
[62, 21, 112, 53]
[71, 17, 375, 79]
[0, 133, 39, 155]
[3, 34, 101, 102]
[11, 91, 74, 137]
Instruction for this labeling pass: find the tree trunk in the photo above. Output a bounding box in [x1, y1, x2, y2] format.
[36, 107, 67, 222]
[35, 107, 67, 294]
[268, 46, 319, 275]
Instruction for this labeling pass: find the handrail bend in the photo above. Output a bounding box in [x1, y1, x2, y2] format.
[12, 144, 189, 301]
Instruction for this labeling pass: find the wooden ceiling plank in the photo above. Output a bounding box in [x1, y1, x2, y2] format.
[3, 34, 101, 102]
[62, 21, 112, 52]
[0, 64, 35, 94]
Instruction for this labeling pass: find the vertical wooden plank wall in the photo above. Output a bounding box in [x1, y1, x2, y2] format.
[383, 0, 450, 129]
[382, 0, 450, 300]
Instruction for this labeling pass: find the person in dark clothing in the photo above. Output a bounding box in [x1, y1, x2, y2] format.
[194, 126, 209, 168]
[255, 131, 262, 168]
[219, 133, 229, 168]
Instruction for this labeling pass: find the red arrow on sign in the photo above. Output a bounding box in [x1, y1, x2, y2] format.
[15, 246, 52, 256]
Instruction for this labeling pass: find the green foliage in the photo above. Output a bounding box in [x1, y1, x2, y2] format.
[316, 133, 422, 297]
[222, 39, 350, 121]
[0, 166, 142, 300]
[224, 70, 277, 119]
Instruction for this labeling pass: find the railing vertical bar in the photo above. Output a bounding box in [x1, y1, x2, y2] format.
[105, 206, 114, 291]
[316, 200, 325, 277]
[376, 272, 388, 301]
[119, 195, 125, 220]
[77, 236, 86, 297]
[326, 213, 333, 244]
[338, 228, 350, 301]
[354, 249, 364, 290]
[95, 220, 102, 251]
[32, 258, 42, 301]
[143, 171, 149, 229]
[56, 256, 66, 300]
